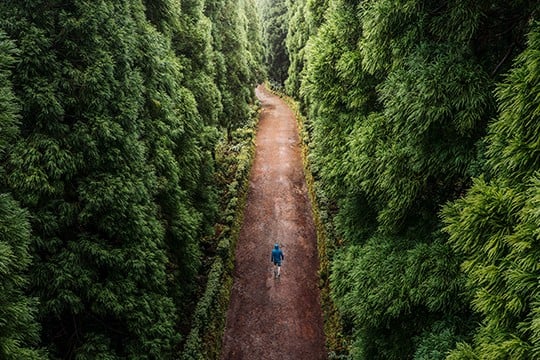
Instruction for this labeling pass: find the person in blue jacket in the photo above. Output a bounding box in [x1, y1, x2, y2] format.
[271, 243, 284, 278]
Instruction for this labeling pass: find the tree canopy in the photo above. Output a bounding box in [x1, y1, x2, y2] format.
[0, 0, 262, 357]
[261, 0, 539, 358]
[0, 32, 45, 360]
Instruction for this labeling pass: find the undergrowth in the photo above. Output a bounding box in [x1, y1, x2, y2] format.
[181, 104, 259, 359]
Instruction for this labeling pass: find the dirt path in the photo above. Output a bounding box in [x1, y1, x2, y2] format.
[220, 85, 326, 360]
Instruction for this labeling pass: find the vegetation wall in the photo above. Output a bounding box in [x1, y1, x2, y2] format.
[258, 0, 290, 88]
[0, 32, 45, 360]
[267, 0, 539, 358]
[0, 0, 262, 358]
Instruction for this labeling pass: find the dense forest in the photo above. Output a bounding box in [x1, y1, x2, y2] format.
[261, 0, 539, 359]
[1, 0, 539, 359]
[0, 1, 262, 358]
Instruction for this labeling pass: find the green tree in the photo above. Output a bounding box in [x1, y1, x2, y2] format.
[135, 5, 211, 333]
[0, 32, 45, 360]
[443, 21, 540, 360]
[1, 2, 178, 357]
[298, 0, 537, 358]
[142, 0, 263, 339]
[207, 0, 260, 139]
[140, 0, 230, 321]
[284, 0, 328, 98]
[284, 0, 308, 98]
[244, 0, 266, 85]
[0, 0, 262, 357]
[145, 0, 222, 128]
[259, 0, 290, 88]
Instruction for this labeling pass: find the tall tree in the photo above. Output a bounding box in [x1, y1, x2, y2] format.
[284, 0, 328, 98]
[138, 1, 231, 328]
[1, 2, 179, 357]
[297, 0, 538, 358]
[207, 0, 260, 139]
[144, 0, 222, 128]
[259, 0, 290, 88]
[284, 0, 308, 98]
[0, 0, 264, 357]
[0, 32, 44, 360]
[443, 20, 540, 359]
[244, 0, 266, 85]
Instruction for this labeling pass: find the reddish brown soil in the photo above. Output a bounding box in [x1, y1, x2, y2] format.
[220, 85, 326, 360]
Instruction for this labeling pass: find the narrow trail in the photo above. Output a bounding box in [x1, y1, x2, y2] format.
[220, 85, 326, 360]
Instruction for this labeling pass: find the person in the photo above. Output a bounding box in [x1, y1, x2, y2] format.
[271, 243, 284, 278]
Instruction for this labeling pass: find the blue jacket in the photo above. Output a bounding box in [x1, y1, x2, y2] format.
[271, 244, 284, 264]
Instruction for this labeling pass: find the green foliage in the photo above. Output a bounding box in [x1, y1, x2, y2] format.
[413, 322, 466, 360]
[182, 258, 226, 360]
[0, 0, 262, 357]
[284, 0, 306, 97]
[302, 0, 380, 232]
[331, 234, 468, 358]
[359, 0, 534, 77]
[181, 113, 257, 359]
[135, 6, 211, 332]
[288, 0, 538, 358]
[0, 34, 19, 164]
[149, 0, 222, 127]
[0, 1, 192, 357]
[0, 195, 45, 360]
[244, 0, 266, 85]
[443, 21, 540, 359]
[259, 0, 290, 87]
[208, 0, 262, 137]
[0, 32, 45, 360]
[357, 42, 492, 230]
[284, 0, 328, 98]
[487, 23, 540, 184]
[306, 0, 329, 29]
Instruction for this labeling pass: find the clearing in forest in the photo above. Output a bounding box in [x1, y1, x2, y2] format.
[220, 85, 326, 360]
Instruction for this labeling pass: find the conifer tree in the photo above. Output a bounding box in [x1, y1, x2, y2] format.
[259, 0, 290, 88]
[145, 0, 222, 128]
[141, 0, 225, 305]
[244, 0, 266, 85]
[0, 32, 44, 360]
[284, 0, 308, 98]
[0, 195, 44, 360]
[0, 0, 264, 357]
[1, 2, 179, 357]
[297, 0, 538, 358]
[284, 0, 327, 98]
[207, 0, 259, 139]
[134, 4, 210, 331]
[305, 0, 328, 29]
[302, 0, 381, 240]
[443, 21, 540, 359]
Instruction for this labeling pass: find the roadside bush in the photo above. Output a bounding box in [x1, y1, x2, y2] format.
[181, 107, 258, 359]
